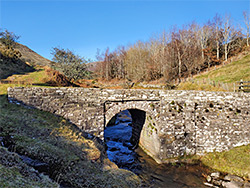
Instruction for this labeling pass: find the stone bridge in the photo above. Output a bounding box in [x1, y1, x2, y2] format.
[7, 87, 250, 163]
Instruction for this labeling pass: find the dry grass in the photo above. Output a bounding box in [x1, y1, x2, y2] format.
[0, 147, 59, 188]
[194, 54, 250, 83]
[178, 54, 250, 91]
[198, 144, 250, 180]
[0, 93, 140, 187]
[177, 82, 227, 92]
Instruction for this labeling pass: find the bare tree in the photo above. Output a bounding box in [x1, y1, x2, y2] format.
[212, 14, 223, 60]
[243, 11, 250, 47]
[196, 23, 212, 60]
[222, 14, 240, 62]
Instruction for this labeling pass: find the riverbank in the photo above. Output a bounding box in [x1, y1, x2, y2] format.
[0, 93, 140, 187]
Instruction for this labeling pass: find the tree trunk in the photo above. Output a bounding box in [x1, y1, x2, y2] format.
[105, 62, 109, 80]
[225, 43, 228, 62]
[217, 41, 220, 60]
[177, 50, 182, 83]
[247, 33, 249, 47]
[201, 46, 204, 60]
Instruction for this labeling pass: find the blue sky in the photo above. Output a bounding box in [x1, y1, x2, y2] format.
[0, 0, 249, 61]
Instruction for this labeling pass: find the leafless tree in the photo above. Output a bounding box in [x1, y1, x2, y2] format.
[243, 11, 250, 46]
[222, 14, 239, 62]
[212, 14, 223, 60]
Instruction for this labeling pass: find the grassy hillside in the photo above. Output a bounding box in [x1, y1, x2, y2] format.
[0, 41, 51, 80]
[15, 42, 51, 67]
[195, 54, 250, 83]
[178, 53, 250, 91]
[0, 51, 35, 79]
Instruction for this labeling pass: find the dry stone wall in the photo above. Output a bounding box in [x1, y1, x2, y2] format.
[7, 87, 250, 163]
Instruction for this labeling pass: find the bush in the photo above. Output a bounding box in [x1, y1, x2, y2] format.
[0, 29, 20, 48]
[51, 47, 92, 81]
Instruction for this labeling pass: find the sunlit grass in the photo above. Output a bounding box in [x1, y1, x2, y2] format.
[2, 68, 49, 84]
[195, 55, 250, 83]
[177, 54, 250, 91]
[177, 82, 227, 91]
[199, 145, 250, 180]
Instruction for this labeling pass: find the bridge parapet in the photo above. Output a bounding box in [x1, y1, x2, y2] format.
[8, 87, 250, 163]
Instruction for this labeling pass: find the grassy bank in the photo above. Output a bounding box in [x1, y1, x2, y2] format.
[195, 54, 250, 83]
[0, 83, 140, 187]
[177, 54, 250, 91]
[199, 145, 250, 180]
[0, 146, 59, 188]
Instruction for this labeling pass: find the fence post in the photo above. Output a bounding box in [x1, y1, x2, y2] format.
[239, 79, 243, 92]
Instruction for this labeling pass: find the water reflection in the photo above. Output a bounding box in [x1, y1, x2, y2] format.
[104, 110, 141, 172]
[104, 110, 209, 188]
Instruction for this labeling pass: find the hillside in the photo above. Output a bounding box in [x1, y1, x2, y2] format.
[0, 50, 35, 79]
[177, 50, 250, 91]
[0, 41, 51, 79]
[14, 42, 51, 67]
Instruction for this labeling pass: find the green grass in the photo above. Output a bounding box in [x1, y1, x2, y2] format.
[1, 68, 49, 84]
[199, 145, 250, 179]
[195, 55, 250, 83]
[177, 82, 227, 91]
[177, 54, 250, 91]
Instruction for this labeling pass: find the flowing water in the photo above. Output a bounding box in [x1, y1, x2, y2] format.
[104, 110, 210, 188]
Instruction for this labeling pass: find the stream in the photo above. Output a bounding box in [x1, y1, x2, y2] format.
[104, 110, 210, 188]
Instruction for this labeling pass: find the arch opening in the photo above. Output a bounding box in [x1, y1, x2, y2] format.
[104, 109, 146, 148]
[104, 100, 162, 164]
[104, 108, 147, 171]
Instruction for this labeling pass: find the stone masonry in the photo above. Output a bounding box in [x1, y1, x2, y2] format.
[7, 87, 250, 163]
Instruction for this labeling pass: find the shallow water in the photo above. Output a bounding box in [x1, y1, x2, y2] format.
[104, 110, 209, 188]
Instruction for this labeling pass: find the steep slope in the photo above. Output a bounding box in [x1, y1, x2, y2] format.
[0, 49, 35, 79]
[0, 42, 52, 80]
[178, 51, 250, 91]
[14, 42, 51, 66]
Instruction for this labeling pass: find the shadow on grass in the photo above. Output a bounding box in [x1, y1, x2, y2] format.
[0, 53, 36, 80]
[0, 94, 140, 187]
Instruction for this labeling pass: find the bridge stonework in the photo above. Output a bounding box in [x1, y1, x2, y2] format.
[8, 87, 250, 164]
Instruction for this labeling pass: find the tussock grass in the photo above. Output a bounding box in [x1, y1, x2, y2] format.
[178, 54, 250, 91]
[199, 145, 250, 180]
[177, 82, 226, 92]
[195, 55, 250, 83]
[2, 68, 48, 84]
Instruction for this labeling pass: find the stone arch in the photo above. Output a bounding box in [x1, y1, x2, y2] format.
[104, 100, 162, 162]
[104, 100, 160, 126]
